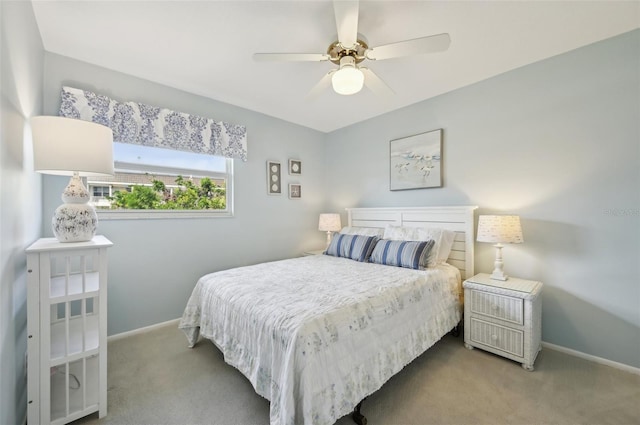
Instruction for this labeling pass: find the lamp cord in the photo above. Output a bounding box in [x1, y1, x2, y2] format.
[51, 367, 81, 389]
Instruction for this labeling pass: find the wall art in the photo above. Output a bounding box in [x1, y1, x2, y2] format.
[289, 183, 301, 199]
[289, 159, 302, 175]
[267, 161, 282, 195]
[390, 129, 442, 190]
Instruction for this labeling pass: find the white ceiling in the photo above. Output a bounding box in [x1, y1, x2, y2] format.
[32, 1, 639, 133]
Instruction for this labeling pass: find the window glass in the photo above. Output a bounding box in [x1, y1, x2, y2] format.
[88, 143, 233, 217]
[113, 143, 226, 173]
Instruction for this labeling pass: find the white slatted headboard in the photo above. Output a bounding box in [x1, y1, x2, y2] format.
[346, 206, 478, 279]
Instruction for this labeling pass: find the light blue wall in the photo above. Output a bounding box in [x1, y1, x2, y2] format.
[324, 30, 640, 368]
[42, 53, 327, 335]
[0, 2, 44, 424]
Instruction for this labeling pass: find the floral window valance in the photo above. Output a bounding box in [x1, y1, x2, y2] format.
[59, 86, 247, 161]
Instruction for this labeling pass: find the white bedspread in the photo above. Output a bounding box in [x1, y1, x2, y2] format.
[179, 254, 461, 425]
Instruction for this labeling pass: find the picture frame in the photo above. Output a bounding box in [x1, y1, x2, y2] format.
[267, 161, 282, 195]
[288, 183, 301, 199]
[390, 129, 442, 191]
[289, 159, 302, 175]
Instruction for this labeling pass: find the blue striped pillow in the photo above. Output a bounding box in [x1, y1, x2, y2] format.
[324, 234, 378, 262]
[369, 239, 435, 270]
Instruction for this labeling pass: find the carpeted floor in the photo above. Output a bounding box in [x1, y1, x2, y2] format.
[72, 322, 639, 425]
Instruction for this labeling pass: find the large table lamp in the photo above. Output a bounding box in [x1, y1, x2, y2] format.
[318, 213, 342, 248]
[31, 116, 114, 243]
[476, 215, 523, 281]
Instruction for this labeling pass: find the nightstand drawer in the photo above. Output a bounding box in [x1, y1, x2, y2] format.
[470, 318, 524, 358]
[470, 289, 524, 325]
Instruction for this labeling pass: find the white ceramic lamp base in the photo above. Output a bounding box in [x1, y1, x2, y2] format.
[325, 231, 333, 249]
[52, 173, 98, 243]
[489, 243, 509, 281]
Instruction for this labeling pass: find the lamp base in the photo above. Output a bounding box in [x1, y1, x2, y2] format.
[325, 231, 333, 249]
[489, 270, 509, 281]
[52, 173, 98, 243]
[52, 203, 98, 243]
[489, 243, 509, 281]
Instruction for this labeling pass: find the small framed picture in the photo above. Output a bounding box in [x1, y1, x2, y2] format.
[289, 159, 302, 175]
[267, 161, 282, 195]
[289, 183, 301, 199]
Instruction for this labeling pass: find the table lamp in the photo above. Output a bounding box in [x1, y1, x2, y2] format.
[31, 116, 114, 243]
[318, 213, 342, 248]
[476, 215, 523, 281]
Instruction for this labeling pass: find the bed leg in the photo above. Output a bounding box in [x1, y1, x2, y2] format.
[352, 400, 367, 425]
[450, 322, 462, 337]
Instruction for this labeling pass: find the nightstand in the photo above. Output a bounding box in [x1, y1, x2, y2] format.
[303, 249, 325, 256]
[463, 273, 542, 371]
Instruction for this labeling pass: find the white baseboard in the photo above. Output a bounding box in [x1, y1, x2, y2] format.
[107, 318, 181, 342]
[542, 341, 640, 375]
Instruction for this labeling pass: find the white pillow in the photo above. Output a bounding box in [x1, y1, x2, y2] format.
[339, 226, 385, 237]
[383, 224, 455, 267]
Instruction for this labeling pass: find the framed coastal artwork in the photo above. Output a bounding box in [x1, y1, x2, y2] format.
[267, 161, 282, 195]
[389, 129, 442, 191]
[289, 159, 302, 175]
[289, 183, 301, 199]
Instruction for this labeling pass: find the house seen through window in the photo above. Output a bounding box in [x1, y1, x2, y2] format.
[88, 142, 232, 215]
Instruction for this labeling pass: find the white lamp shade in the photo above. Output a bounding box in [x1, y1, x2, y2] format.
[477, 215, 524, 244]
[31, 116, 114, 177]
[318, 213, 342, 232]
[331, 67, 364, 95]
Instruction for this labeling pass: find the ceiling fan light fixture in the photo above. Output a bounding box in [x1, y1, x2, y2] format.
[254, 1, 452, 99]
[331, 56, 364, 95]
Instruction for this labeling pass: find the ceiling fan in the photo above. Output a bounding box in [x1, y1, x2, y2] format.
[253, 0, 450, 98]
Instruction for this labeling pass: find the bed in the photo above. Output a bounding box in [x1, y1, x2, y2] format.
[179, 206, 477, 425]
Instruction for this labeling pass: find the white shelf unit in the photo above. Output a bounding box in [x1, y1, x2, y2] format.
[27, 236, 113, 425]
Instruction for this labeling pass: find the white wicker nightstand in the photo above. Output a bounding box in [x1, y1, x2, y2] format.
[463, 273, 543, 371]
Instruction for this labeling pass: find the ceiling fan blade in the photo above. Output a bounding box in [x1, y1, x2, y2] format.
[366, 33, 451, 61]
[306, 71, 336, 100]
[333, 0, 359, 49]
[253, 53, 330, 62]
[360, 68, 394, 98]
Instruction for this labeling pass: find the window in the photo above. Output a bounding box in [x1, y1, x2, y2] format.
[92, 186, 110, 197]
[88, 142, 233, 218]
